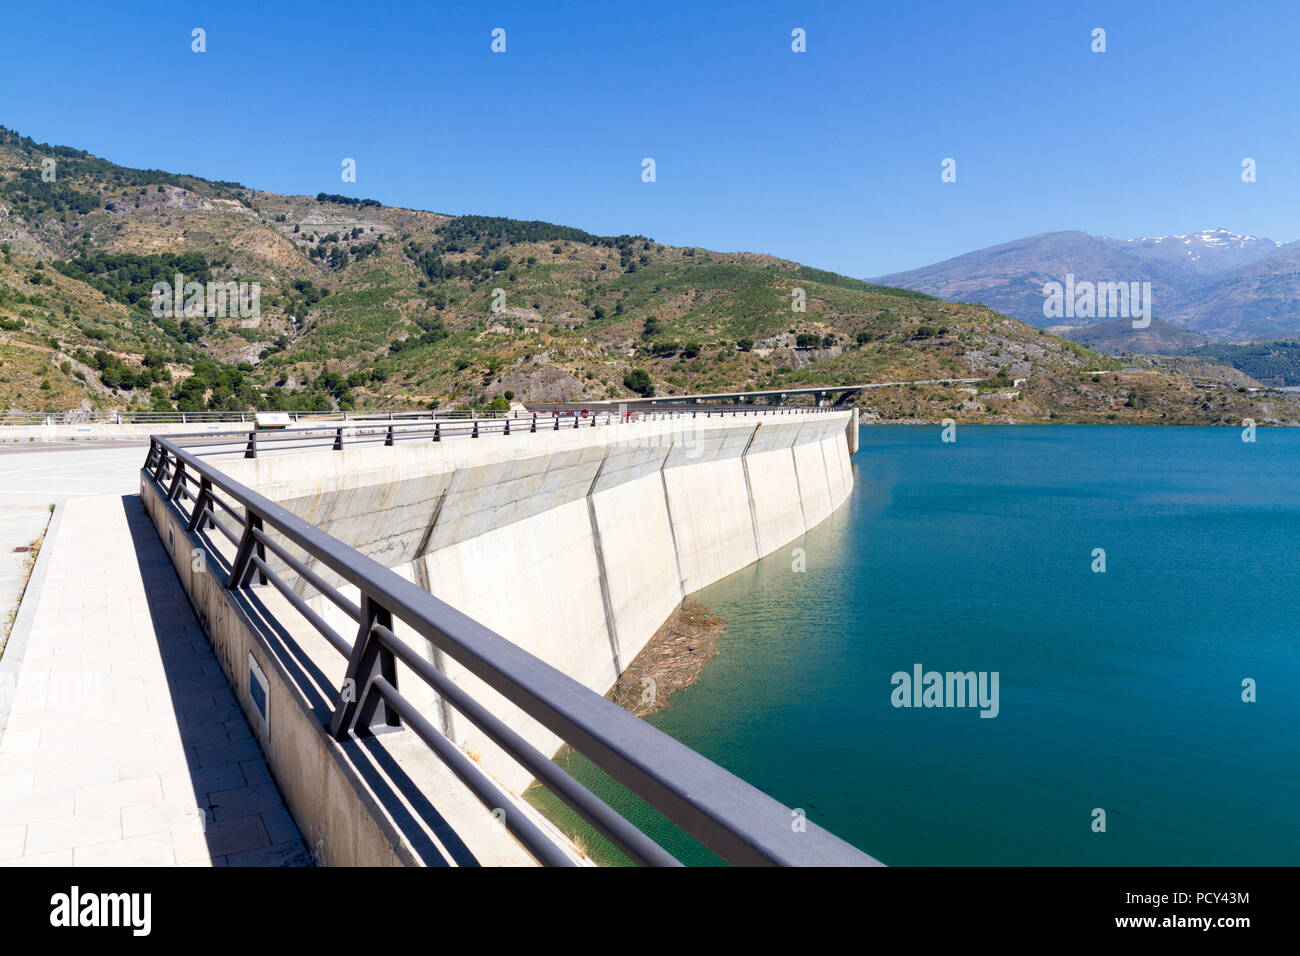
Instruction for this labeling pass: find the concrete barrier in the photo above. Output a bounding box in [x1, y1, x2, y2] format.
[213, 410, 857, 792]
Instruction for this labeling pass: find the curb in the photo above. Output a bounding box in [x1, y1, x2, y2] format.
[0, 500, 63, 740]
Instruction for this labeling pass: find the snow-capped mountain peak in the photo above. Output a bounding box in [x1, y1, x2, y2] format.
[1110, 228, 1284, 273]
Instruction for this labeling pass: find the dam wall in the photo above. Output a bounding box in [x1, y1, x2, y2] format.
[217, 410, 856, 792]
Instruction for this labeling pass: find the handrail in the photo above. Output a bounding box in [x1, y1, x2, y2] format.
[4, 403, 845, 428]
[159, 405, 842, 460]
[143, 413, 878, 867]
[0, 408, 517, 426]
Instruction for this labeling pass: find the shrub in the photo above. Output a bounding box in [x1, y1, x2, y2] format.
[624, 368, 654, 397]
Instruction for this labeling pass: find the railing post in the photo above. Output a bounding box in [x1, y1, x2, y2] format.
[553, 414, 559, 431]
[228, 514, 267, 589]
[330, 595, 400, 739]
[155, 447, 172, 483]
[167, 460, 186, 502]
[504, 417, 511, 436]
[385, 425, 394, 446]
[530, 413, 537, 433]
[472, 420, 479, 438]
[334, 427, 344, 451]
[434, 423, 441, 442]
[245, 431, 258, 459]
[187, 477, 213, 532]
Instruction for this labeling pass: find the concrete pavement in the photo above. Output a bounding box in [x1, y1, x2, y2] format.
[0, 441, 151, 634]
[0, 460, 310, 865]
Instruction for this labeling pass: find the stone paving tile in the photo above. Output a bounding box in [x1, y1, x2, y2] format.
[260, 807, 300, 845]
[0, 495, 311, 868]
[0, 791, 75, 824]
[73, 776, 164, 814]
[208, 783, 284, 822]
[117, 748, 192, 781]
[74, 831, 175, 867]
[240, 759, 272, 785]
[161, 765, 246, 802]
[176, 815, 270, 862]
[0, 823, 25, 859]
[226, 841, 313, 867]
[0, 848, 73, 866]
[24, 810, 122, 855]
[192, 738, 263, 769]
[0, 771, 34, 799]
[0, 729, 39, 754]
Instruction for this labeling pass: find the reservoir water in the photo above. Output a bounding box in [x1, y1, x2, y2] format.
[532, 425, 1300, 865]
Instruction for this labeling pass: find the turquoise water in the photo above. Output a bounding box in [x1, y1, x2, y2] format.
[535, 426, 1300, 866]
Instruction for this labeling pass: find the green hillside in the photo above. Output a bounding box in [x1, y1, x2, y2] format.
[2, 123, 1298, 425]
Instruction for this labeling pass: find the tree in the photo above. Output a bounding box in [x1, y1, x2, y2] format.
[149, 386, 174, 412]
[624, 368, 654, 397]
[737, 338, 754, 352]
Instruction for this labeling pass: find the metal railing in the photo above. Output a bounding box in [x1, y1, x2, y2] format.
[0, 408, 519, 427]
[3, 403, 846, 428]
[157, 405, 843, 459]
[142, 415, 877, 867]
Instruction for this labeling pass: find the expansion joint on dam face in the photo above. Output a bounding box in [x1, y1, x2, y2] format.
[410, 557, 455, 738]
[585, 451, 624, 674]
[790, 445, 809, 533]
[740, 424, 763, 558]
[658, 442, 688, 602]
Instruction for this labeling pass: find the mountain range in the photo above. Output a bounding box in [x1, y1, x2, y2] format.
[874, 228, 1300, 341]
[2, 123, 1298, 426]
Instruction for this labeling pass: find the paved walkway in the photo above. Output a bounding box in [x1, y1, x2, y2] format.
[0, 441, 150, 639]
[0, 493, 310, 866]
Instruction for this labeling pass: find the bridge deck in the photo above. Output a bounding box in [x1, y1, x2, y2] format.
[0, 494, 311, 866]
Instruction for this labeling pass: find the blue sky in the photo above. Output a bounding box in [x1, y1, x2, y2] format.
[2, 0, 1297, 274]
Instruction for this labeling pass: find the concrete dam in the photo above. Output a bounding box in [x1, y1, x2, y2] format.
[138, 407, 871, 865]
[219, 409, 857, 793]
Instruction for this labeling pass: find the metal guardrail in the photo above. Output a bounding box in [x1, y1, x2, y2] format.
[0, 409, 516, 427]
[143, 409, 877, 867]
[159, 405, 842, 459]
[2, 401, 848, 428]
